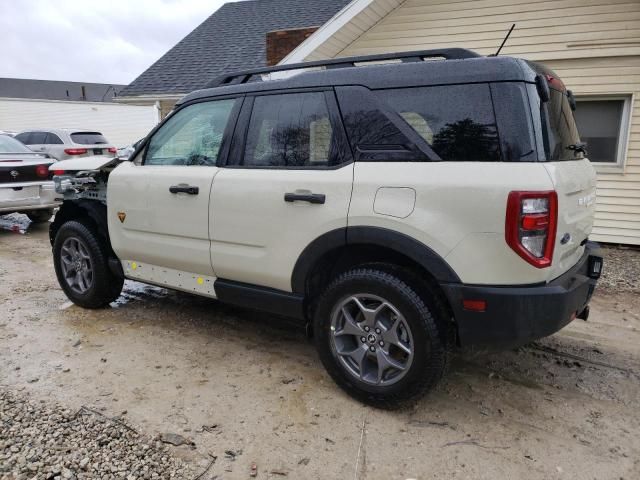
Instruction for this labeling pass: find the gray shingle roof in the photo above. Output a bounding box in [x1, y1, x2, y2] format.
[119, 0, 350, 98]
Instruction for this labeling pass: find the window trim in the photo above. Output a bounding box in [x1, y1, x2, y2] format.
[225, 88, 354, 170]
[575, 94, 633, 172]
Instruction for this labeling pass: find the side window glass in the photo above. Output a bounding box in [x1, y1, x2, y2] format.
[336, 86, 432, 161]
[15, 133, 32, 144]
[29, 132, 48, 145]
[145, 99, 237, 166]
[378, 84, 501, 162]
[46, 133, 64, 145]
[243, 92, 338, 167]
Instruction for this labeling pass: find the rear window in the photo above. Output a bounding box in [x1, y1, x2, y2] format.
[540, 89, 583, 161]
[378, 84, 501, 162]
[71, 132, 108, 145]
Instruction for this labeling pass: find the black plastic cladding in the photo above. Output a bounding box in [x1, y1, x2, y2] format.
[177, 54, 540, 106]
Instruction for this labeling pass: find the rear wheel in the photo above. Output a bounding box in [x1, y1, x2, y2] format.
[313, 267, 449, 408]
[53, 220, 123, 308]
[27, 209, 54, 223]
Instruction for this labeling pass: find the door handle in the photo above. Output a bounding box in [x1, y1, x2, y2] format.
[169, 185, 199, 195]
[284, 192, 326, 204]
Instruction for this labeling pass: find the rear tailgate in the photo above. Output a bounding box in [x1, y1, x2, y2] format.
[544, 159, 597, 280]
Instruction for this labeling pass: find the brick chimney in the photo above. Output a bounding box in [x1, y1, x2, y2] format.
[266, 27, 318, 66]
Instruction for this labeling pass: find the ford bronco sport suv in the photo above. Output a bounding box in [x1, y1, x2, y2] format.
[49, 49, 603, 407]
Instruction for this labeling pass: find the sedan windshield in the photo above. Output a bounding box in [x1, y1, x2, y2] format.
[0, 135, 32, 153]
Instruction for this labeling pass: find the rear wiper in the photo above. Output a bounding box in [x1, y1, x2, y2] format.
[566, 142, 587, 156]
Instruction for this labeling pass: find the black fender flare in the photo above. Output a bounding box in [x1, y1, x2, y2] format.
[49, 200, 109, 247]
[291, 226, 460, 294]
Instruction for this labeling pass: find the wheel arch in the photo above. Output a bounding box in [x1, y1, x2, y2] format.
[50, 200, 110, 250]
[291, 226, 460, 297]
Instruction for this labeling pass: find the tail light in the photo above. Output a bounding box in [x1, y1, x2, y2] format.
[64, 148, 87, 155]
[107, 147, 117, 154]
[52, 169, 65, 176]
[35, 164, 49, 178]
[506, 191, 558, 268]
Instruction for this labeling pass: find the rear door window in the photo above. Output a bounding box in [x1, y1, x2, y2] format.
[378, 84, 501, 162]
[27, 131, 48, 145]
[46, 133, 64, 145]
[242, 92, 341, 168]
[71, 132, 109, 145]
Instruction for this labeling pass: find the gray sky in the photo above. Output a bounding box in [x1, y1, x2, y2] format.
[0, 0, 237, 85]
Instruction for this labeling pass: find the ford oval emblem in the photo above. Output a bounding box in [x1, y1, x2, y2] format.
[560, 233, 571, 245]
[10, 170, 19, 178]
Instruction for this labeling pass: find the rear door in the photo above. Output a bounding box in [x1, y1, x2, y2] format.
[210, 90, 354, 292]
[108, 98, 241, 278]
[536, 86, 597, 279]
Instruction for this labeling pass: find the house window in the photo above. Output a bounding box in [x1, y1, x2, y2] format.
[573, 96, 632, 165]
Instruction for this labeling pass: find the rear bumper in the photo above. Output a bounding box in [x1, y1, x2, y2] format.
[0, 182, 59, 213]
[442, 242, 602, 348]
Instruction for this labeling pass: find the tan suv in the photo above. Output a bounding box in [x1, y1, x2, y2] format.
[48, 49, 603, 407]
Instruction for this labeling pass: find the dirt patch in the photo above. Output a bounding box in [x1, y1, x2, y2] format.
[598, 244, 640, 293]
[1, 217, 640, 479]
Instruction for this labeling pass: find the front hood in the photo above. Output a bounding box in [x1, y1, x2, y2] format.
[49, 155, 120, 172]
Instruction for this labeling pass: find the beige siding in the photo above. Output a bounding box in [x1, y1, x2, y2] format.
[333, 0, 640, 244]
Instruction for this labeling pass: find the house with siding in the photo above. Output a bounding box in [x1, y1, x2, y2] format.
[280, 0, 640, 246]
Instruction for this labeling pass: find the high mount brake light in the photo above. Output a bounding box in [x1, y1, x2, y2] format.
[505, 191, 558, 268]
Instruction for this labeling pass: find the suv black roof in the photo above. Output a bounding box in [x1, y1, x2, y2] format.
[177, 49, 540, 106]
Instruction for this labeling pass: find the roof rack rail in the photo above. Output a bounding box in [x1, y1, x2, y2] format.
[205, 48, 481, 88]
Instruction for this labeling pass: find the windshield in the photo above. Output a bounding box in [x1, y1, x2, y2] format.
[0, 135, 33, 153]
[541, 89, 583, 161]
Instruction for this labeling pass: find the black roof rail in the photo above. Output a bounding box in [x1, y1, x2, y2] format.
[205, 48, 481, 88]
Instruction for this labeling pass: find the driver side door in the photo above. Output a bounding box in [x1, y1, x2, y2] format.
[108, 97, 242, 283]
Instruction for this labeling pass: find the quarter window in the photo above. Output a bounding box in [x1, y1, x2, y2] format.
[243, 92, 338, 167]
[573, 97, 631, 164]
[145, 99, 238, 166]
[379, 84, 501, 162]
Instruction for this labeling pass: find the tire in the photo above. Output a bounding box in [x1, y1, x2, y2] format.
[27, 209, 54, 223]
[53, 220, 124, 308]
[313, 267, 449, 408]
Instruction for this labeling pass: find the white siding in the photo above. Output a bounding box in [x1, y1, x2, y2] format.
[0, 98, 158, 147]
[329, 0, 640, 245]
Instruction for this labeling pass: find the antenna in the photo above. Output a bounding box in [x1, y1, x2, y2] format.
[493, 24, 516, 56]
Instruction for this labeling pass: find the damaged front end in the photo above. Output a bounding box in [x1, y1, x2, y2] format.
[51, 156, 123, 204]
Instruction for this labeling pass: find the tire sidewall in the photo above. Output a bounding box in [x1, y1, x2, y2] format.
[314, 270, 446, 403]
[53, 220, 116, 308]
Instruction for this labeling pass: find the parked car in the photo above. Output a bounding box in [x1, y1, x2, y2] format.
[0, 134, 58, 222]
[48, 49, 603, 407]
[14, 129, 116, 161]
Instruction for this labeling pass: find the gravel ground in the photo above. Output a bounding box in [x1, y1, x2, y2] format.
[0, 390, 196, 480]
[598, 245, 640, 292]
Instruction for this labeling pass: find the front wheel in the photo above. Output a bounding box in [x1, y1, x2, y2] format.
[313, 268, 449, 408]
[53, 220, 123, 308]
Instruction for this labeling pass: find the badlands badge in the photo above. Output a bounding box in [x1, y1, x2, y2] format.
[117, 211, 126, 223]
